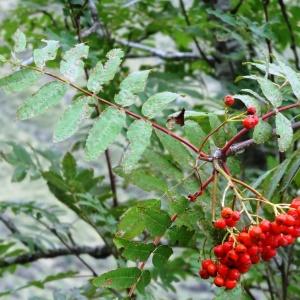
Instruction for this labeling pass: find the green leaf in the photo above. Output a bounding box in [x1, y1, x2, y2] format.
[142, 92, 179, 118]
[233, 94, 261, 115]
[122, 120, 152, 173]
[253, 120, 272, 144]
[120, 70, 150, 93]
[156, 130, 193, 168]
[12, 166, 27, 182]
[143, 149, 182, 181]
[136, 270, 151, 293]
[13, 29, 26, 53]
[87, 49, 124, 93]
[141, 207, 171, 236]
[85, 107, 126, 160]
[62, 152, 76, 180]
[184, 120, 207, 148]
[17, 81, 67, 120]
[93, 267, 141, 290]
[152, 245, 173, 268]
[114, 89, 138, 107]
[60, 43, 89, 81]
[114, 238, 155, 261]
[125, 168, 168, 192]
[281, 154, 300, 191]
[275, 112, 293, 152]
[275, 53, 300, 100]
[53, 96, 90, 142]
[33, 40, 60, 68]
[0, 69, 40, 93]
[257, 77, 282, 107]
[266, 159, 290, 199]
[117, 200, 166, 238]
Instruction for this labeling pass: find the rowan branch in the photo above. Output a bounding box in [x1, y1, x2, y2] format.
[226, 121, 300, 156]
[81, 0, 202, 61]
[221, 103, 300, 155]
[0, 245, 111, 268]
[278, 0, 300, 70]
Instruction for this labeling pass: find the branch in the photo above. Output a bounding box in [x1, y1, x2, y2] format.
[0, 245, 111, 268]
[227, 121, 300, 156]
[22, 64, 210, 161]
[81, 0, 202, 61]
[278, 0, 300, 70]
[221, 103, 300, 155]
[230, 0, 244, 14]
[178, 0, 214, 66]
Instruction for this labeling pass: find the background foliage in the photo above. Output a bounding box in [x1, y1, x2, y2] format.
[0, 0, 300, 299]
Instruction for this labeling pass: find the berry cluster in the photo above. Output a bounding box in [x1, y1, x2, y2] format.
[214, 207, 240, 229]
[199, 198, 300, 290]
[223, 95, 259, 129]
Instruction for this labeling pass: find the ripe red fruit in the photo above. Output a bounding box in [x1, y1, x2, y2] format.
[199, 269, 209, 279]
[242, 115, 259, 129]
[291, 198, 300, 208]
[237, 232, 252, 246]
[201, 259, 213, 269]
[276, 214, 287, 225]
[231, 211, 241, 221]
[214, 276, 225, 287]
[249, 226, 263, 240]
[235, 244, 247, 254]
[214, 219, 226, 229]
[225, 217, 237, 227]
[285, 215, 295, 226]
[225, 279, 237, 289]
[247, 245, 259, 256]
[250, 254, 260, 264]
[214, 245, 224, 258]
[227, 250, 239, 262]
[259, 220, 271, 232]
[239, 253, 252, 266]
[217, 264, 229, 277]
[247, 106, 256, 115]
[222, 241, 233, 253]
[227, 269, 240, 281]
[221, 207, 233, 219]
[224, 95, 235, 106]
[207, 263, 217, 276]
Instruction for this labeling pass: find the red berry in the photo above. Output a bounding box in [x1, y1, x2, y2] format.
[222, 241, 233, 253]
[227, 250, 239, 262]
[231, 211, 241, 221]
[235, 244, 247, 254]
[247, 106, 256, 115]
[242, 115, 259, 129]
[214, 245, 224, 257]
[225, 217, 237, 227]
[291, 198, 300, 208]
[238, 264, 251, 273]
[207, 263, 217, 276]
[259, 220, 271, 232]
[201, 259, 213, 270]
[247, 245, 259, 256]
[221, 207, 233, 219]
[199, 269, 209, 279]
[276, 214, 287, 225]
[224, 95, 235, 106]
[249, 226, 263, 240]
[225, 279, 237, 289]
[285, 215, 295, 226]
[250, 254, 260, 264]
[217, 264, 229, 277]
[239, 253, 252, 266]
[227, 269, 240, 280]
[237, 232, 252, 246]
[214, 276, 225, 287]
[214, 219, 226, 229]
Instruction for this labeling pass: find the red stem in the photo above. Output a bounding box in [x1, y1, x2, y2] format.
[41, 70, 210, 160]
[221, 103, 300, 155]
[188, 173, 215, 202]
